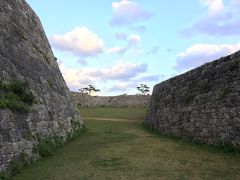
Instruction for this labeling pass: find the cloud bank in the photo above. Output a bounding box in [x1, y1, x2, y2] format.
[59, 60, 148, 91]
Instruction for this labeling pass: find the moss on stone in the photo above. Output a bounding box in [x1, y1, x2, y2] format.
[34, 45, 51, 64]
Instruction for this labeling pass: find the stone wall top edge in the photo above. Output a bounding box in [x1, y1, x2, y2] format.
[71, 92, 151, 98]
[154, 51, 240, 89]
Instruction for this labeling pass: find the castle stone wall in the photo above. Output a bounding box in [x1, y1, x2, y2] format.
[145, 51, 240, 147]
[71, 93, 151, 108]
[0, 0, 82, 172]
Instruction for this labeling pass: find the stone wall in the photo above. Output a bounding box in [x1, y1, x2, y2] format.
[71, 92, 151, 108]
[145, 51, 240, 147]
[0, 0, 83, 172]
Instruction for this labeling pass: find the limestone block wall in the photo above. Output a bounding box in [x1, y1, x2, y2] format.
[145, 51, 240, 146]
[0, 0, 82, 172]
[71, 93, 151, 108]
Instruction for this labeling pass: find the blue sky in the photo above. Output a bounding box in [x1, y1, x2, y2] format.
[26, 0, 240, 95]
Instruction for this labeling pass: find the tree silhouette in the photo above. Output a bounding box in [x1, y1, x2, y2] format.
[137, 84, 150, 95]
[79, 85, 100, 95]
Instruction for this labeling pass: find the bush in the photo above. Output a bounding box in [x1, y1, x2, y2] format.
[4, 98, 29, 113]
[217, 140, 240, 153]
[0, 171, 9, 180]
[0, 79, 35, 112]
[8, 80, 27, 96]
[10, 160, 21, 175]
[0, 153, 32, 179]
[0, 92, 29, 112]
[8, 80, 35, 105]
[143, 123, 240, 155]
[21, 90, 35, 105]
[34, 126, 86, 158]
[220, 87, 232, 98]
[34, 45, 51, 64]
[0, 127, 86, 178]
[66, 125, 86, 142]
[19, 153, 31, 167]
[37, 137, 57, 157]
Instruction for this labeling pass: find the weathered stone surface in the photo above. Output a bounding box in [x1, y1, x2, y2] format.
[72, 93, 151, 108]
[145, 51, 240, 147]
[0, 0, 83, 171]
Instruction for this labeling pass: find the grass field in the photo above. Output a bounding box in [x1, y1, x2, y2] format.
[13, 107, 240, 180]
[79, 107, 147, 120]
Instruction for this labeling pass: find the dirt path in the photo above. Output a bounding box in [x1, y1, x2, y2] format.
[82, 117, 140, 122]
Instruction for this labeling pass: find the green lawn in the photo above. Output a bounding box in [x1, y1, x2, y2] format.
[79, 107, 147, 120]
[13, 107, 240, 180]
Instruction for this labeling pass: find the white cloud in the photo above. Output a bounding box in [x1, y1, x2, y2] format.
[50, 27, 104, 57]
[138, 75, 161, 82]
[108, 34, 142, 55]
[59, 60, 148, 91]
[146, 46, 159, 55]
[200, 0, 225, 15]
[108, 82, 137, 92]
[128, 34, 141, 45]
[107, 46, 127, 54]
[174, 43, 240, 72]
[115, 32, 128, 40]
[107, 74, 163, 93]
[102, 60, 147, 80]
[130, 25, 147, 32]
[77, 58, 87, 66]
[128, 49, 144, 56]
[110, 0, 153, 26]
[182, 0, 240, 37]
[59, 62, 94, 90]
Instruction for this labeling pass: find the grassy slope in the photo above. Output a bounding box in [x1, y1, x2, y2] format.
[14, 108, 240, 180]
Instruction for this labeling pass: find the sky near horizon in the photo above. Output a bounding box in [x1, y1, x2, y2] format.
[26, 0, 240, 95]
